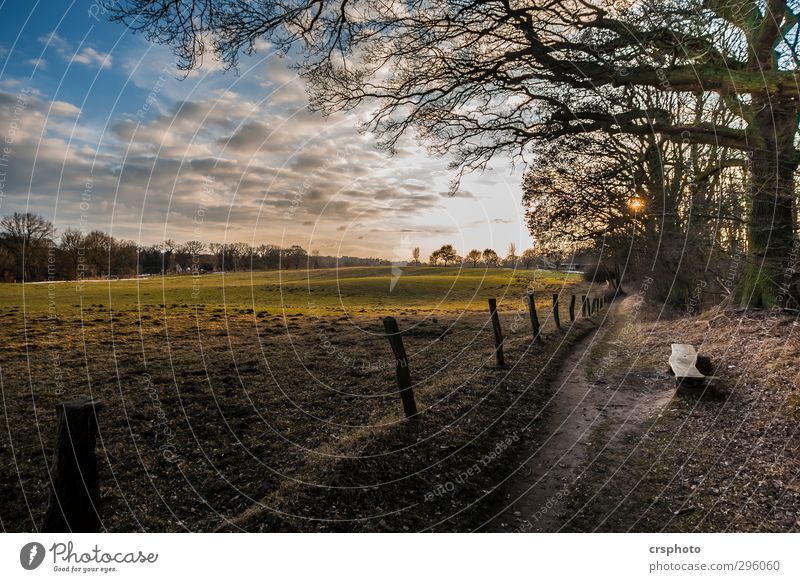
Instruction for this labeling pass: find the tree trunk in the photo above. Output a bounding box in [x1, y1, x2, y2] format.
[739, 98, 798, 308]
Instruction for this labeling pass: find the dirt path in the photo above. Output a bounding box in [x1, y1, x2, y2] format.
[483, 296, 674, 532]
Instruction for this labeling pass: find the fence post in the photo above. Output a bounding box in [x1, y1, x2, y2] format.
[581, 295, 587, 317]
[488, 298, 506, 366]
[382, 317, 418, 418]
[552, 294, 561, 329]
[42, 396, 104, 533]
[569, 294, 576, 322]
[526, 291, 542, 344]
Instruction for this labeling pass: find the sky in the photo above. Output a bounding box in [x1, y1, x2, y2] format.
[0, 0, 534, 260]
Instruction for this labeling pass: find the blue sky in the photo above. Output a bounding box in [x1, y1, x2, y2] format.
[0, 0, 532, 259]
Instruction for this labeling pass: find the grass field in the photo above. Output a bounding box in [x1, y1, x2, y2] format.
[0, 266, 596, 532]
[0, 266, 583, 316]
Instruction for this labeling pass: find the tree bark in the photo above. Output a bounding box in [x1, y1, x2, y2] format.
[740, 96, 799, 307]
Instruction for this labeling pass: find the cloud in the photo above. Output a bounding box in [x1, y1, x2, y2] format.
[72, 46, 112, 69]
[26, 58, 47, 70]
[217, 121, 272, 153]
[38, 31, 112, 69]
[0, 46, 531, 257]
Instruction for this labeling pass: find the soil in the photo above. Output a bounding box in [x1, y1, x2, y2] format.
[4, 286, 796, 533]
[0, 298, 595, 532]
[483, 296, 674, 532]
[501, 294, 800, 533]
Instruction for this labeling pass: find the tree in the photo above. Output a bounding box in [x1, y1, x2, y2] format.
[520, 249, 537, 270]
[429, 250, 440, 266]
[162, 239, 178, 273]
[138, 245, 164, 275]
[0, 246, 15, 281]
[466, 249, 482, 267]
[433, 244, 457, 266]
[0, 212, 54, 281]
[523, 109, 748, 305]
[179, 240, 206, 272]
[411, 247, 420, 266]
[59, 227, 85, 280]
[81, 231, 114, 277]
[107, 0, 800, 306]
[285, 245, 307, 270]
[506, 242, 518, 267]
[482, 249, 499, 268]
[112, 239, 139, 278]
[208, 243, 225, 271]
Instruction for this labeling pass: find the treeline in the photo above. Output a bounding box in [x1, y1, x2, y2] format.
[0, 212, 388, 282]
[424, 243, 564, 270]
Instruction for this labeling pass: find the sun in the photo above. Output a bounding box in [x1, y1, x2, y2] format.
[628, 196, 646, 212]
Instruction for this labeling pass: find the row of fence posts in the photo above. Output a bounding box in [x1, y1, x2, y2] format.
[40, 290, 609, 532]
[383, 290, 610, 419]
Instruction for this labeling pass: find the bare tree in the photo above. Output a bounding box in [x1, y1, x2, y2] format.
[506, 242, 518, 267]
[83, 231, 114, 277]
[0, 212, 54, 281]
[59, 227, 85, 280]
[179, 240, 206, 272]
[208, 242, 224, 271]
[411, 247, 420, 266]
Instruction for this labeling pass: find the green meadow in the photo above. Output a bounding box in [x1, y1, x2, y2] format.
[0, 266, 586, 317]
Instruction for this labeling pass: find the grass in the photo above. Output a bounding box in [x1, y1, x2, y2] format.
[0, 266, 595, 532]
[0, 266, 583, 317]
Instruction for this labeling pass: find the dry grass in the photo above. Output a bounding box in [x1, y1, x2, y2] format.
[0, 267, 596, 532]
[561, 301, 800, 532]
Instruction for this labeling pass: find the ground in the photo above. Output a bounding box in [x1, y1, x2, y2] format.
[2, 268, 796, 532]
[555, 299, 800, 533]
[0, 266, 593, 532]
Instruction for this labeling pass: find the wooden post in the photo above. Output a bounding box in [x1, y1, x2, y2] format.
[382, 317, 418, 418]
[488, 298, 506, 366]
[42, 396, 104, 533]
[569, 295, 576, 322]
[552, 293, 561, 329]
[526, 291, 542, 344]
[581, 295, 587, 317]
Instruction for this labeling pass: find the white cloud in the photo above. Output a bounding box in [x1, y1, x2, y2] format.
[0, 48, 532, 256]
[26, 58, 47, 70]
[38, 31, 112, 69]
[72, 46, 112, 69]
